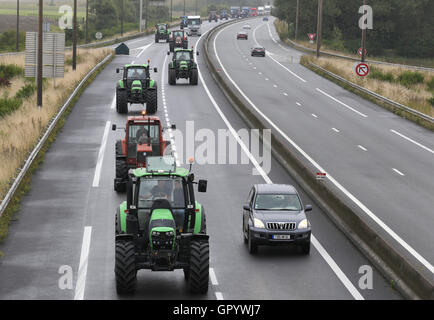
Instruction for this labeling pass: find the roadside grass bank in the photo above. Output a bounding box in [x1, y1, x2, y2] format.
[274, 19, 434, 69]
[0, 48, 113, 246]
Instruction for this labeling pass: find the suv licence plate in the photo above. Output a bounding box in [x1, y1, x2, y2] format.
[273, 235, 291, 240]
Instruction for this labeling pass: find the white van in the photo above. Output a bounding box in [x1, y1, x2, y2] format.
[186, 16, 202, 36]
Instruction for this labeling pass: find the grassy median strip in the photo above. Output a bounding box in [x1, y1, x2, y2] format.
[0, 49, 113, 249]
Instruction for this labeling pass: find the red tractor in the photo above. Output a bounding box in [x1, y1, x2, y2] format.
[112, 112, 176, 192]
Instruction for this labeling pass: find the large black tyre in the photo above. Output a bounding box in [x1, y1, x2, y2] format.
[115, 241, 136, 294]
[183, 42, 188, 49]
[187, 239, 209, 294]
[155, 34, 158, 43]
[190, 69, 198, 85]
[146, 88, 157, 114]
[168, 68, 176, 85]
[115, 208, 121, 235]
[115, 159, 127, 192]
[169, 43, 174, 52]
[116, 89, 128, 114]
[247, 228, 258, 254]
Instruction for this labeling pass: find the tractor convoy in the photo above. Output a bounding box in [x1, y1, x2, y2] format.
[110, 12, 299, 297]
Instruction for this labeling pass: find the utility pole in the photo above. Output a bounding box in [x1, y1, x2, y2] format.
[85, 0, 89, 44]
[183, 0, 186, 16]
[16, 0, 19, 51]
[361, 0, 367, 62]
[295, 0, 299, 41]
[170, 0, 173, 22]
[73, 0, 77, 70]
[139, 0, 143, 33]
[37, 0, 42, 107]
[145, 0, 148, 29]
[316, 0, 323, 58]
[121, 0, 124, 36]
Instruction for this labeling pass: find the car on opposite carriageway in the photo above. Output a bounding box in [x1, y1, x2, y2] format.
[242, 184, 312, 254]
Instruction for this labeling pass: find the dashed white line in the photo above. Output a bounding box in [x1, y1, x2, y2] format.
[273, 84, 277, 88]
[393, 168, 405, 176]
[296, 102, 301, 106]
[209, 268, 219, 285]
[311, 113, 318, 118]
[92, 121, 110, 187]
[283, 92, 288, 96]
[110, 95, 116, 109]
[215, 292, 224, 300]
[265, 78, 269, 81]
[74, 226, 92, 300]
[316, 88, 368, 118]
[358, 145, 367, 151]
[390, 129, 434, 155]
[332, 127, 340, 133]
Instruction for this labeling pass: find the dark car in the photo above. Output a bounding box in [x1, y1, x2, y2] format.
[242, 184, 312, 254]
[263, 16, 269, 21]
[237, 31, 248, 40]
[251, 46, 265, 57]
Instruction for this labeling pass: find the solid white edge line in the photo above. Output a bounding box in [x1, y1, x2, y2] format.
[74, 226, 92, 300]
[316, 88, 368, 118]
[213, 22, 434, 274]
[390, 129, 434, 155]
[215, 292, 224, 300]
[203, 24, 364, 300]
[92, 121, 111, 187]
[209, 268, 219, 286]
[110, 95, 116, 109]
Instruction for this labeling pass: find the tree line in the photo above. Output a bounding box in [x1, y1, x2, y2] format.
[273, 0, 434, 58]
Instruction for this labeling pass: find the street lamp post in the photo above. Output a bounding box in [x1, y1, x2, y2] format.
[16, 0, 19, 51]
[316, 0, 323, 58]
[73, 0, 77, 70]
[37, 0, 43, 107]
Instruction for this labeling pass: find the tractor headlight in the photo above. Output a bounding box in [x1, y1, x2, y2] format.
[152, 231, 160, 236]
[298, 219, 310, 230]
[253, 218, 265, 229]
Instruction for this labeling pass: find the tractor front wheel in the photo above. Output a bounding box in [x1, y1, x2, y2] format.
[190, 69, 198, 85]
[169, 68, 176, 85]
[115, 159, 127, 192]
[146, 88, 158, 114]
[115, 241, 136, 294]
[187, 239, 209, 294]
[116, 90, 128, 114]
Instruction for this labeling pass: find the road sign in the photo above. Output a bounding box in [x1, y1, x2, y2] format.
[316, 172, 327, 180]
[308, 33, 316, 41]
[25, 32, 65, 79]
[95, 32, 102, 40]
[358, 47, 367, 57]
[355, 63, 369, 77]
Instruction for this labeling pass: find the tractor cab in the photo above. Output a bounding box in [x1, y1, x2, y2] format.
[115, 156, 209, 294]
[112, 113, 175, 192]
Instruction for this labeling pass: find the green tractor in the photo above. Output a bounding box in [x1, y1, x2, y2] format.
[155, 23, 170, 43]
[168, 48, 199, 85]
[115, 156, 209, 294]
[116, 64, 158, 114]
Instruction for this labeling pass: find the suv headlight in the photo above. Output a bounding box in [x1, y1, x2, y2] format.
[298, 219, 309, 230]
[253, 218, 265, 229]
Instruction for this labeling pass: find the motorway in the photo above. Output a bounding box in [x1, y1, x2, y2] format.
[0, 19, 402, 299]
[211, 17, 434, 279]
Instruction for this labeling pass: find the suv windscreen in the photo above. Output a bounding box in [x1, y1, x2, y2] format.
[254, 194, 302, 211]
[138, 177, 185, 209]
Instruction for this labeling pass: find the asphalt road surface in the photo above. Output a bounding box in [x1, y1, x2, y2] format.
[0, 19, 402, 300]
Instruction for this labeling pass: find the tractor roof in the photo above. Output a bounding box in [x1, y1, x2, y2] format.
[174, 48, 193, 52]
[133, 167, 189, 178]
[133, 156, 189, 177]
[127, 115, 161, 123]
[125, 64, 149, 68]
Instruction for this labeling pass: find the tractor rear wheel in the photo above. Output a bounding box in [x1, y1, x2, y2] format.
[187, 239, 209, 294]
[168, 68, 176, 85]
[146, 88, 157, 114]
[190, 69, 198, 85]
[115, 159, 127, 192]
[116, 90, 128, 114]
[115, 241, 136, 294]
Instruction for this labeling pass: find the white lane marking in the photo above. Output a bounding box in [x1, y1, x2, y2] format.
[316, 88, 368, 118]
[258, 72, 262, 75]
[92, 121, 110, 187]
[283, 92, 288, 96]
[393, 168, 405, 176]
[209, 268, 219, 285]
[136, 42, 153, 58]
[265, 78, 269, 81]
[311, 113, 318, 118]
[207, 29, 364, 300]
[296, 102, 301, 106]
[74, 226, 92, 300]
[266, 21, 301, 55]
[110, 95, 116, 109]
[131, 60, 135, 64]
[273, 84, 277, 88]
[332, 127, 340, 133]
[390, 129, 434, 155]
[214, 25, 434, 274]
[311, 236, 364, 300]
[215, 292, 224, 300]
[358, 145, 367, 151]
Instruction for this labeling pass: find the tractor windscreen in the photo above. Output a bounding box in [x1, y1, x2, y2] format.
[129, 124, 160, 144]
[138, 177, 185, 209]
[172, 31, 184, 38]
[175, 51, 191, 61]
[127, 67, 148, 79]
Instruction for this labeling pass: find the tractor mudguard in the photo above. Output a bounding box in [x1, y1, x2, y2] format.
[193, 201, 203, 234]
[169, 61, 174, 68]
[119, 201, 128, 233]
[118, 80, 125, 89]
[115, 140, 126, 158]
[148, 80, 156, 88]
[115, 233, 135, 242]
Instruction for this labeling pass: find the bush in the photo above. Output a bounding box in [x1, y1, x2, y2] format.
[0, 97, 22, 118]
[15, 83, 37, 100]
[0, 64, 24, 80]
[427, 77, 434, 91]
[0, 77, 11, 87]
[368, 66, 394, 82]
[397, 71, 425, 87]
[428, 96, 434, 107]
